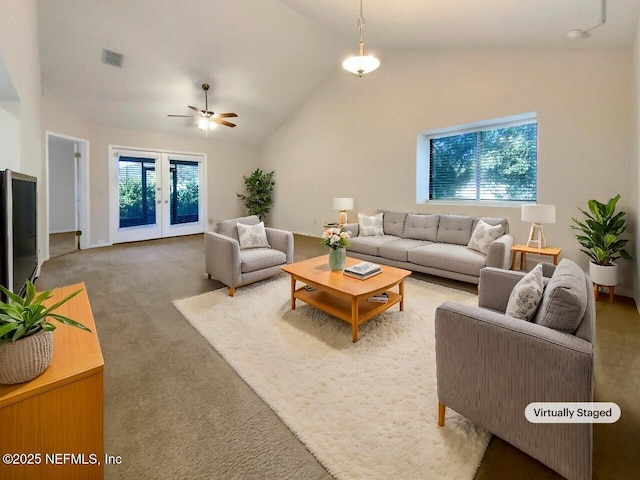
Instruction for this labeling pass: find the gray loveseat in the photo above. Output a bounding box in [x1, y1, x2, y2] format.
[343, 211, 513, 284]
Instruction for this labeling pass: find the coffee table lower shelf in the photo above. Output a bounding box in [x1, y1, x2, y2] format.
[293, 287, 402, 341]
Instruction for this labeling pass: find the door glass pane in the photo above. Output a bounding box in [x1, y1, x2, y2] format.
[118, 157, 156, 228]
[169, 160, 199, 225]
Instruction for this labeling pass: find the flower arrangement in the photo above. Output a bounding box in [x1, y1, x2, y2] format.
[321, 227, 351, 250]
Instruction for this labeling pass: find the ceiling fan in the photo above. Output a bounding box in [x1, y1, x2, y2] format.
[168, 83, 237, 130]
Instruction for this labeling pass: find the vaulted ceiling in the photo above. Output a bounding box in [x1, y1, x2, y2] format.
[37, 0, 640, 144]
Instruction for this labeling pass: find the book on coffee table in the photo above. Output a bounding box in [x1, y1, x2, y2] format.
[344, 262, 382, 280]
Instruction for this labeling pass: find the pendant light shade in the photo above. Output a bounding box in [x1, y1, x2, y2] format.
[342, 0, 380, 77]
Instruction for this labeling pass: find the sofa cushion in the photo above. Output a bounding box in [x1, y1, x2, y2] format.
[237, 221, 270, 250]
[467, 220, 505, 255]
[379, 239, 430, 262]
[436, 215, 474, 245]
[217, 215, 260, 242]
[408, 243, 486, 277]
[534, 259, 587, 333]
[239, 248, 286, 273]
[358, 212, 384, 237]
[403, 214, 440, 241]
[347, 235, 398, 257]
[382, 211, 408, 237]
[506, 263, 544, 321]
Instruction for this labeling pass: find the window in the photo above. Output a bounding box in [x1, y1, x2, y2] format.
[417, 114, 537, 204]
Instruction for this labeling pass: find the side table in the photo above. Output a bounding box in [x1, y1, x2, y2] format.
[511, 244, 562, 270]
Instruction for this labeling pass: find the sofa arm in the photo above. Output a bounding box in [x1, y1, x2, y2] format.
[342, 223, 359, 237]
[265, 228, 294, 264]
[486, 233, 513, 269]
[478, 267, 526, 312]
[205, 232, 241, 287]
[435, 301, 593, 480]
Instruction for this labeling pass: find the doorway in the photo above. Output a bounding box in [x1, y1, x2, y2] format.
[46, 132, 90, 259]
[109, 147, 206, 244]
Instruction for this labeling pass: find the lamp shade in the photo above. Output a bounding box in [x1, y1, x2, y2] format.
[332, 198, 354, 211]
[521, 204, 556, 224]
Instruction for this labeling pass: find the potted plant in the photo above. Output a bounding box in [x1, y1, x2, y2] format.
[571, 194, 632, 287]
[0, 281, 91, 384]
[321, 227, 351, 271]
[237, 169, 275, 221]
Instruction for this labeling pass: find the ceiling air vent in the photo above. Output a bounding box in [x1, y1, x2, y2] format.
[101, 49, 124, 68]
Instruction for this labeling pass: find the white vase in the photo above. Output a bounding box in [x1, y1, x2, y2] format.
[589, 262, 618, 286]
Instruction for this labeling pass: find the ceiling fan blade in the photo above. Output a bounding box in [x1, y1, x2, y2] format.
[187, 105, 203, 113]
[216, 113, 238, 118]
[213, 118, 236, 128]
[167, 114, 197, 118]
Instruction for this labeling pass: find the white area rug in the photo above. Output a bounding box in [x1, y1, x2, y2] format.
[174, 276, 491, 480]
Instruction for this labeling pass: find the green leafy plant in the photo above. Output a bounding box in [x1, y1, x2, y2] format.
[237, 169, 275, 221]
[571, 194, 632, 266]
[0, 281, 91, 346]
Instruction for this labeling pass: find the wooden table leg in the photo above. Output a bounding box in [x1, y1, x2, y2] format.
[351, 297, 359, 343]
[399, 280, 405, 311]
[511, 251, 517, 270]
[520, 252, 526, 271]
[593, 283, 599, 301]
[553, 254, 559, 265]
[290, 276, 296, 310]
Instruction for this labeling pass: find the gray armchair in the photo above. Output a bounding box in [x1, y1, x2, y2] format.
[435, 261, 595, 480]
[205, 215, 293, 296]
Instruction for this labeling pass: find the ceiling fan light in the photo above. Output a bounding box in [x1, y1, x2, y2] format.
[208, 121, 218, 130]
[197, 118, 210, 130]
[342, 55, 380, 77]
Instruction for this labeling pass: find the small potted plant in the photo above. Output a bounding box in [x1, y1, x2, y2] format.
[0, 281, 91, 384]
[321, 227, 351, 271]
[571, 194, 632, 287]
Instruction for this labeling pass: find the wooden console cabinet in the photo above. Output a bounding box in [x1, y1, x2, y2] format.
[0, 283, 104, 480]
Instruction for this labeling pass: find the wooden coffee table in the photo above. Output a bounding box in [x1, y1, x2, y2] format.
[281, 255, 411, 342]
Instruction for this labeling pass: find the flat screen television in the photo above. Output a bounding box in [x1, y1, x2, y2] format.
[0, 170, 38, 297]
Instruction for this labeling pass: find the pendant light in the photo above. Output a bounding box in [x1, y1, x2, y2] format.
[342, 0, 380, 77]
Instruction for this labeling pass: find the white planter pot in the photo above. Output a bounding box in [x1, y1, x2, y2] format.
[589, 262, 618, 287]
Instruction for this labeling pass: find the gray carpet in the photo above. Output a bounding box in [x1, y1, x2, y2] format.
[37, 234, 640, 479]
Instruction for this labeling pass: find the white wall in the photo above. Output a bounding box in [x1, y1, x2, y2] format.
[0, 0, 43, 256]
[41, 95, 260, 247]
[633, 19, 640, 308]
[262, 48, 636, 295]
[48, 139, 76, 233]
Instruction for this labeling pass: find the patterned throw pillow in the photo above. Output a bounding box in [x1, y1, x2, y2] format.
[358, 212, 384, 237]
[237, 222, 271, 249]
[505, 263, 544, 321]
[467, 220, 504, 255]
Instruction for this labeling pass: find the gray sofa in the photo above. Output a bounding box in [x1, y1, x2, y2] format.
[205, 215, 294, 296]
[343, 211, 513, 284]
[435, 260, 595, 480]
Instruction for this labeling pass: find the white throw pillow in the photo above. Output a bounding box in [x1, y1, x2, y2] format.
[467, 220, 505, 255]
[358, 212, 384, 237]
[506, 263, 544, 321]
[237, 222, 270, 249]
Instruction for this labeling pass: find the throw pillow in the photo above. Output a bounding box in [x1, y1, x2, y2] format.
[505, 263, 544, 321]
[237, 222, 270, 250]
[467, 219, 505, 255]
[534, 259, 587, 333]
[358, 212, 384, 237]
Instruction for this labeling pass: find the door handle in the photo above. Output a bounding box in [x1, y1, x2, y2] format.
[157, 200, 161, 204]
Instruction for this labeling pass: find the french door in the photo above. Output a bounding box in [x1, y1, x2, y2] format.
[111, 148, 206, 243]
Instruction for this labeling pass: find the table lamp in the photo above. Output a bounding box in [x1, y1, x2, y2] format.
[332, 197, 354, 225]
[521, 204, 556, 249]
